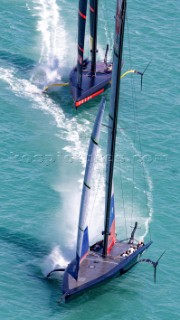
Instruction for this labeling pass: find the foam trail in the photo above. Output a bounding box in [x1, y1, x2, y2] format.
[0, 66, 65, 128]
[26, 3, 31, 11]
[0, 64, 105, 247]
[31, 0, 67, 86]
[33, 0, 67, 65]
[41, 246, 68, 277]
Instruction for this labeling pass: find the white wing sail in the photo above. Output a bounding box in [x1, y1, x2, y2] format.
[69, 97, 106, 279]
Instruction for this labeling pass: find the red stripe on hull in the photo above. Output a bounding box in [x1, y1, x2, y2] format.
[75, 88, 104, 107]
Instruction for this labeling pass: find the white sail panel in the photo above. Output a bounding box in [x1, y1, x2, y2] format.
[77, 97, 106, 258]
[68, 97, 106, 279]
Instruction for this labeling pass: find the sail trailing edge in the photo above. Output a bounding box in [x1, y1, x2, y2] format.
[68, 97, 106, 280]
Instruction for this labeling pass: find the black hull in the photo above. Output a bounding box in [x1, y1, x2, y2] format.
[62, 241, 152, 302]
[69, 61, 112, 107]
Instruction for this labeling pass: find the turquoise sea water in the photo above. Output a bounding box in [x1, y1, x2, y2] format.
[0, 0, 179, 319]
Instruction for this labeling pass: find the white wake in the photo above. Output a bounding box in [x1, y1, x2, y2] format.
[30, 0, 68, 87]
[41, 246, 68, 277]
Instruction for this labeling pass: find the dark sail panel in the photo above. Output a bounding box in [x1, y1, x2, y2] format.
[89, 0, 98, 75]
[77, 0, 88, 89]
[103, 0, 127, 257]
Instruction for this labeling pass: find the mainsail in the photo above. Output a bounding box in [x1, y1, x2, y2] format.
[89, 0, 98, 75]
[103, 0, 126, 256]
[68, 97, 106, 279]
[77, 0, 88, 89]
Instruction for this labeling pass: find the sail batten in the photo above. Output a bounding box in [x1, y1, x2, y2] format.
[103, 0, 126, 256]
[69, 97, 106, 280]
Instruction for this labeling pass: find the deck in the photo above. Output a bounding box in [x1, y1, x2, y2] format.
[66, 242, 133, 291]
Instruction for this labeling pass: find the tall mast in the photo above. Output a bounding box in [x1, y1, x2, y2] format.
[77, 0, 88, 89]
[89, 0, 98, 75]
[103, 0, 126, 257]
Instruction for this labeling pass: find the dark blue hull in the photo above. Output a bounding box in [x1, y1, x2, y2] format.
[69, 61, 112, 107]
[62, 241, 152, 302]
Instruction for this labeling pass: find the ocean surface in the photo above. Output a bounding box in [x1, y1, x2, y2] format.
[0, 0, 179, 319]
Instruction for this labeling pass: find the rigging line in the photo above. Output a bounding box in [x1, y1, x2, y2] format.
[101, 0, 113, 60]
[127, 18, 144, 223]
[131, 138, 136, 227]
[126, 14, 136, 228]
[130, 74, 151, 229]
[126, 15, 152, 238]
[119, 170, 128, 238]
